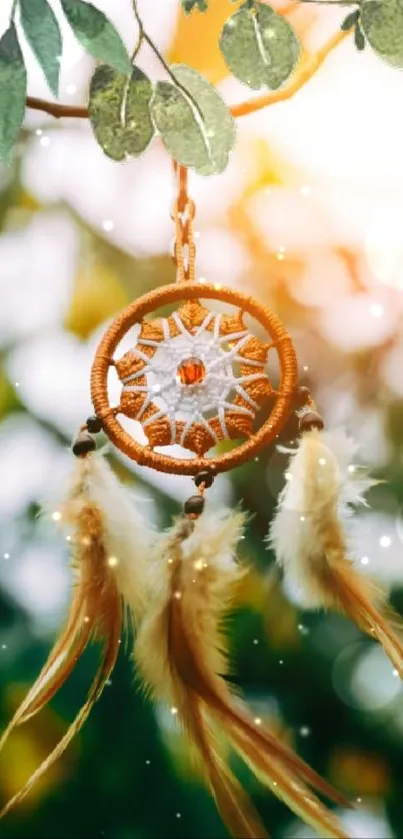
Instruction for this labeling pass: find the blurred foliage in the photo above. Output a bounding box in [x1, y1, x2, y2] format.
[65, 259, 130, 339]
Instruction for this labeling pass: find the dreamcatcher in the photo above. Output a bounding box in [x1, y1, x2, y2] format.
[1, 162, 403, 839]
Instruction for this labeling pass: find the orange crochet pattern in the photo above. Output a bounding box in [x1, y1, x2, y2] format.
[91, 281, 298, 476]
[115, 298, 272, 456]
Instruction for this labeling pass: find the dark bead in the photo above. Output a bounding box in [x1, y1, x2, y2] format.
[72, 430, 96, 457]
[294, 386, 311, 409]
[194, 468, 215, 489]
[86, 415, 103, 433]
[299, 411, 325, 433]
[184, 494, 205, 517]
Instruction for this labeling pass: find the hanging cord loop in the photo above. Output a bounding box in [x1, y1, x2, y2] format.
[171, 163, 196, 283]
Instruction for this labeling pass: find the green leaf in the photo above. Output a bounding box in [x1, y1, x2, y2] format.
[219, 1, 300, 90]
[89, 65, 154, 161]
[0, 25, 27, 162]
[180, 0, 208, 12]
[60, 0, 131, 75]
[361, 0, 403, 67]
[341, 9, 360, 31]
[354, 20, 366, 50]
[151, 64, 236, 176]
[19, 0, 62, 96]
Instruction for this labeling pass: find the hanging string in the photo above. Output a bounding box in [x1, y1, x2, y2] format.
[172, 163, 196, 283]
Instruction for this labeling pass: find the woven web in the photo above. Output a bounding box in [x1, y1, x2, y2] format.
[115, 300, 272, 456]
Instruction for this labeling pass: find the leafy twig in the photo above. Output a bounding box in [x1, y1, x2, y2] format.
[131, 0, 204, 120]
[131, 0, 182, 88]
[24, 28, 351, 122]
[297, 0, 357, 4]
[26, 96, 88, 119]
[231, 28, 350, 117]
[131, 29, 144, 63]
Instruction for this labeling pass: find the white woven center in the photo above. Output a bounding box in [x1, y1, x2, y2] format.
[121, 311, 266, 444]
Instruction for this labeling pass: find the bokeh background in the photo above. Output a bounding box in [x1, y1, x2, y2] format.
[1, 0, 403, 836]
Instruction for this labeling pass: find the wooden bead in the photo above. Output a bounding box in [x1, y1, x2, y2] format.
[293, 386, 311, 409]
[86, 415, 103, 433]
[72, 430, 96, 457]
[184, 495, 205, 516]
[299, 411, 324, 433]
[194, 468, 215, 489]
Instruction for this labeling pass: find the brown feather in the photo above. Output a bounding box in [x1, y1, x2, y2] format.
[317, 557, 403, 678]
[0, 499, 122, 818]
[169, 566, 349, 808]
[0, 591, 90, 737]
[166, 545, 269, 839]
[270, 429, 403, 679]
[180, 694, 269, 839]
[300, 432, 403, 677]
[230, 727, 349, 839]
[136, 513, 350, 839]
[170, 557, 349, 838]
[0, 595, 121, 819]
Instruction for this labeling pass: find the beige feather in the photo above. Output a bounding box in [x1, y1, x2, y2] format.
[0, 451, 150, 818]
[135, 508, 350, 839]
[269, 427, 403, 677]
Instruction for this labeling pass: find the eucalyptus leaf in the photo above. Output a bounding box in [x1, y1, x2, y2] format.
[0, 25, 27, 162]
[220, 1, 300, 90]
[180, 0, 208, 12]
[19, 0, 62, 96]
[89, 65, 154, 161]
[61, 0, 131, 75]
[354, 21, 366, 50]
[361, 0, 403, 67]
[151, 64, 235, 176]
[341, 9, 360, 31]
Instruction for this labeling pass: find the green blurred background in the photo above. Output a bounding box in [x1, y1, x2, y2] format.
[1, 1, 403, 836]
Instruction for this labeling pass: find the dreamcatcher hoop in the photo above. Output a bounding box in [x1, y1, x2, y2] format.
[91, 280, 298, 475]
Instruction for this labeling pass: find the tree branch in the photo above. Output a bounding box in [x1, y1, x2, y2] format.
[25, 29, 350, 123]
[231, 28, 350, 117]
[26, 96, 88, 119]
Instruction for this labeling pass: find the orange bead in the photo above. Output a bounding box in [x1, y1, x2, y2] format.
[176, 357, 206, 386]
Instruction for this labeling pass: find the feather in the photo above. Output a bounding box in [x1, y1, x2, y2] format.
[270, 427, 403, 677]
[135, 508, 350, 839]
[62, 450, 150, 626]
[0, 451, 150, 817]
